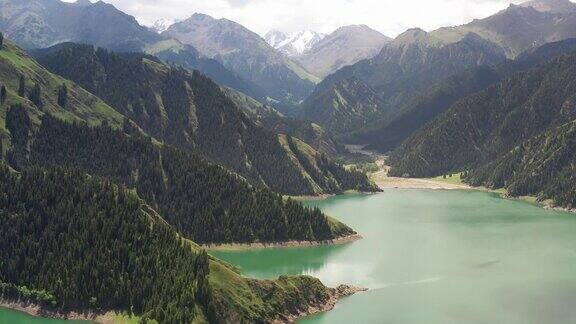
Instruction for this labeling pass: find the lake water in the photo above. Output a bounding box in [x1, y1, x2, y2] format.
[0, 307, 88, 324]
[213, 190, 576, 324]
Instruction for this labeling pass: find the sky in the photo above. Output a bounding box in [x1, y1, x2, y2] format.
[67, 0, 530, 37]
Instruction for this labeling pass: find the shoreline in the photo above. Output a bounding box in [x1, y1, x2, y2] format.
[203, 233, 362, 251]
[283, 285, 367, 323]
[0, 300, 117, 323]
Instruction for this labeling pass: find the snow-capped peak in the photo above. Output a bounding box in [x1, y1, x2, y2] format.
[264, 30, 289, 48]
[265, 30, 326, 56]
[148, 18, 173, 34]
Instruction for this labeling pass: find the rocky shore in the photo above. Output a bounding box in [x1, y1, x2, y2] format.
[280, 285, 368, 323]
[203, 233, 362, 251]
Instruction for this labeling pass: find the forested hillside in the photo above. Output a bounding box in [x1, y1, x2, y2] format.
[301, 76, 385, 135]
[466, 120, 576, 208]
[0, 40, 123, 139]
[346, 38, 576, 152]
[389, 50, 576, 209]
[223, 87, 342, 157]
[32, 43, 376, 196]
[0, 165, 345, 323]
[5, 107, 355, 244]
[301, 31, 506, 137]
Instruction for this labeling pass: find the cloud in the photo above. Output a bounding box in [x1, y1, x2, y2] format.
[66, 0, 530, 37]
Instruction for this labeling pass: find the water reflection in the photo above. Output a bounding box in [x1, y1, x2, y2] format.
[216, 190, 576, 324]
[212, 241, 353, 280]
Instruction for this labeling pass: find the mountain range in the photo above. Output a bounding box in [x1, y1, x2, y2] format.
[301, 0, 576, 148]
[301, 30, 506, 135]
[31, 42, 376, 196]
[163, 13, 319, 105]
[0, 0, 270, 101]
[266, 26, 391, 78]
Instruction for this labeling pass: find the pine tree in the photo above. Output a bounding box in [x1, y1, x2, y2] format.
[57, 83, 68, 107]
[28, 82, 42, 107]
[18, 75, 25, 97]
[0, 32, 3, 50]
[0, 85, 6, 104]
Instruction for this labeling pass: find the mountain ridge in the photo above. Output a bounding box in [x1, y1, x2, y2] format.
[163, 13, 318, 105]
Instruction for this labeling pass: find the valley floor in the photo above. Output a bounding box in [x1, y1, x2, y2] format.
[368, 155, 473, 190]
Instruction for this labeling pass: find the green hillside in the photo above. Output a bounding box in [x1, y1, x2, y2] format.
[0, 40, 122, 143]
[0, 165, 339, 323]
[6, 108, 355, 244]
[389, 51, 576, 209]
[32, 43, 375, 196]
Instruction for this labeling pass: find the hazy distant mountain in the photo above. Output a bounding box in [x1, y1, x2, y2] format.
[0, 0, 266, 99]
[0, 0, 162, 52]
[300, 0, 576, 149]
[297, 25, 391, 78]
[432, 0, 576, 57]
[163, 13, 318, 105]
[302, 30, 506, 136]
[265, 30, 326, 57]
[520, 0, 576, 13]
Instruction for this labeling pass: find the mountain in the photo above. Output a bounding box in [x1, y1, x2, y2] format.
[432, 0, 576, 58]
[301, 77, 385, 135]
[0, 39, 124, 144]
[0, 38, 360, 321]
[0, 37, 362, 244]
[0, 0, 162, 52]
[388, 50, 576, 209]
[300, 0, 576, 140]
[0, 164, 354, 323]
[223, 87, 342, 157]
[0, 0, 266, 101]
[8, 110, 356, 244]
[264, 30, 289, 48]
[163, 13, 318, 105]
[520, 0, 576, 14]
[148, 18, 172, 33]
[297, 25, 391, 78]
[344, 38, 576, 152]
[344, 65, 504, 152]
[301, 30, 506, 137]
[265, 30, 326, 57]
[32, 42, 377, 195]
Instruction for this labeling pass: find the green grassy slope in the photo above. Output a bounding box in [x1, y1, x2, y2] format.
[0, 40, 123, 137]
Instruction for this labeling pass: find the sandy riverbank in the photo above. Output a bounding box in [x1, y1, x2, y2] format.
[373, 173, 473, 190]
[203, 233, 362, 251]
[369, 155, 473, 190]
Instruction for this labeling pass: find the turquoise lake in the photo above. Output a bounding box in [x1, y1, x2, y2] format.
[213, 190, 576, 324]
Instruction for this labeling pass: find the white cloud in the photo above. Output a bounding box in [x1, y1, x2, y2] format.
[67, 0, 530, 37]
